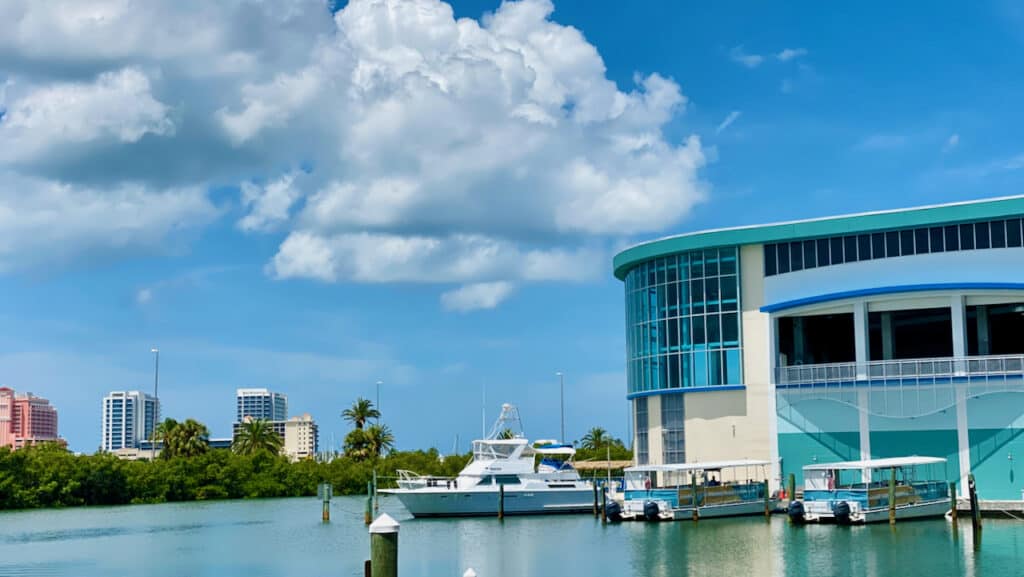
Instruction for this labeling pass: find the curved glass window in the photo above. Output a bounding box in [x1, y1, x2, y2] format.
[624, 247, 743, 395]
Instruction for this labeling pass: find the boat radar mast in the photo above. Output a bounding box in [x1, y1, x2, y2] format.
[486, 403, 525, 440]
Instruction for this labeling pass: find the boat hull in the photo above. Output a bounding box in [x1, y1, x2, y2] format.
[800, 499, 949, 524]
[383, 487, 595, 518]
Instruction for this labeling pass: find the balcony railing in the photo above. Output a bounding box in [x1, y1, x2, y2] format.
[775, 355, 1024, 419]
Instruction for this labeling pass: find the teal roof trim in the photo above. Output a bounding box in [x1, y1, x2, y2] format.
[613, 195, 1024, 280]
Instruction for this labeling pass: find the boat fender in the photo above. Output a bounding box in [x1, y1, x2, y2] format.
[833, 501, 852, 525]
[643, 501, 661, 522]
[605, 501, 623, 523]
[787, 500, 805, 523]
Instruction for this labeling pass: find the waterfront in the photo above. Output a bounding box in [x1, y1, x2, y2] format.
[1, 496, 1021, 577]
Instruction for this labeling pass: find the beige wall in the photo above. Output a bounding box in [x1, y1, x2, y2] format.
[646, 394, 663, 464]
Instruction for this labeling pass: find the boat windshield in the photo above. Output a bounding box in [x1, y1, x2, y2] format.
[473, 440, 528, 460]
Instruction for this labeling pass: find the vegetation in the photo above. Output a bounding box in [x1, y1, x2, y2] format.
[154, 418, 210, 459]
[341, 398, 380, 430]
[574, 428, 631, 462]
[232, 418, 284, 456]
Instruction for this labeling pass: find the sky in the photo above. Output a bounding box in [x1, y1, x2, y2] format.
[3, 0, 1024, 453]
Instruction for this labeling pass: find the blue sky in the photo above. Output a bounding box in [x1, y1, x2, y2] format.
[2, 0, 1024, 453]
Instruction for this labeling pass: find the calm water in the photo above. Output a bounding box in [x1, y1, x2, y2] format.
[1, 496, 1022, 577]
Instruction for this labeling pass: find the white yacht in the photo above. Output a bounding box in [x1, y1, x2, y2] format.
[382, 404, 594, 518]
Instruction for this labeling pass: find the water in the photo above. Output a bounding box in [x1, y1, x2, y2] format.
[0, 496, 1021, 577]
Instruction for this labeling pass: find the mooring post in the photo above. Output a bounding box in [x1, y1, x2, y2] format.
[968, 473, 981, 532]
[373, 469, 380, 512]
[369, 514, 399, 577]
[320, 482, 332, 522]
[763, 479, 770, 518]
[691, 473, 699, 522]
[593, 483, 599, 517]
[365, 481, 373, 525]
[787, 473, 796, 505]
[601, 487, 608, 525]
[950, 482, 958, 524]
[498, 484, 504, 519]
[888, 467, 897, 525]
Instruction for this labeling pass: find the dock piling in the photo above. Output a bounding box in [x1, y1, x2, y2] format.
[369, 514, 399, 577]
[763, 479, 770, 518]
[373, 469, 379, 512]
[950, 482, 957, 524]
[593, 484, 599, 517]
[786, 473, 796, 506]
[888, 467, 896, 525]
[498, 484, 504, 519]
[968, 474, 982, 533]
[601, 487, 608, 525]
[365, 481, 373, 525]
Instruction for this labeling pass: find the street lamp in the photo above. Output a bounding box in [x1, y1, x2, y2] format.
[151, 348, 160, 461]
[376, 380, 383, 426]
[556, 371, 564, 443]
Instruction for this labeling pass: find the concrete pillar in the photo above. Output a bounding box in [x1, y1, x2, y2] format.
[956, 386, 971, 499]
[647, 395, 663, 465]
[977, 305, 990, 356]
[858, 389, 871, 484]
[880, 312, 894, 360]
[951, 295, 967, 374]
[854, 301, 869, 379]
[768, 314, 781, 490]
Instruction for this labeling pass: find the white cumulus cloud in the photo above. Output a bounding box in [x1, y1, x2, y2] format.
[441, 281, 516, 312]
[776, 48, 807, 62]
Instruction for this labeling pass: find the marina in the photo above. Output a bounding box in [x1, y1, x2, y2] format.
[617, 460, 775, 521]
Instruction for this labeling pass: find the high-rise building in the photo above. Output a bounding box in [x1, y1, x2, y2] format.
[236, 388, 287, 422]
[101, 391, 159, 452]
[283, 413, 318, 461]
[0, 387, 61, 450]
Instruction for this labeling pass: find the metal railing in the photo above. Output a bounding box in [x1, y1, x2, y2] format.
[777, 354, 1024, 386]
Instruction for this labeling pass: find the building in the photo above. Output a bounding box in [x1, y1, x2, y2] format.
[0, 387, 61, 450]
[101, 391, 159, 452]
[283, 413, 319, 461]
[236, 388, 287, 422]
[613, 195, 1024, 499]
[232, 418, 286, 443]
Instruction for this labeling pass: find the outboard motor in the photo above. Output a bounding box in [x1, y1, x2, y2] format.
[832, 501, 852, 525]
[643, 501, 662, 522]
[787, 500, 806, 524]
[604, 500, 622, 523]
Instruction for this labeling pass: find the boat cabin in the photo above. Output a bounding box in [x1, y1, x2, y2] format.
[802, 456, 949, 514]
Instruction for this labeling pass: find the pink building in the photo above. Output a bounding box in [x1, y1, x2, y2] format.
[0, 387, 61, 450]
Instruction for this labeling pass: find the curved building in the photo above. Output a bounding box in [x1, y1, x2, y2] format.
[614, 196, 1024, 499]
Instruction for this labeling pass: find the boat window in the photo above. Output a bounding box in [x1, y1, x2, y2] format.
[480, 475, 520, 485]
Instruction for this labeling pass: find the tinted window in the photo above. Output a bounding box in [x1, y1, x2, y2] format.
[831, 237, 845, 264]
[844, 236, 858, 261]
[777, 243, 790, 274]
[803, 240, 816, 269]
[945, 225, 960, 251]
[929, 227, 944, 252]
[817, 238, 830, 266]
[991, 220, 1006, 248]
[857, 234, 872, 261]
[764, 244, 777, 276]
[900, 229, 915, 256]
[1007, 218, 1022, 247]
[790, 242, 803, 271]
[914, 228, 930, 254]
[975, 222, 990, 249]
[885, 231, 900, 257]
[871, 233, 885, 259]
[960, 223, 975, 249]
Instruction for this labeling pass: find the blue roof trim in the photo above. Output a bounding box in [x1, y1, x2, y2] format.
[626, 384, 745, 400]
[760, 283, 1024, 313]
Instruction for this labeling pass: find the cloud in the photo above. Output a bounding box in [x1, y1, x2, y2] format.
[943, 133, 960, 153]
[715, 110, 742, 134]
[135, 288, 153, 305]
[730, 45, 764, 68]
[776, 48, 807, 62]
[0, 0, 710, 311]
[857, 133, 907, 150]
[441, 281, 516, 312]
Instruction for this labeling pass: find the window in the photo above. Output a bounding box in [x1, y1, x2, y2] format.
[764, 244, 777, 276]
[804, 239, 817, 269]
[777, 243, 791, 274]
[857, 234, 872, 261]
[914, 228, 930, 254]
[1008, 219, 1022, 247]
[634, 398, 648, 465]
[929, 227, 944, 253]
[975, 221, 990, 249]
[830, 237, 845, 264]
[817, 238, 830, 266]
[960, 223, 975, 249]
[790, 242, 803, 271]
[871, 233, 885, 260]
[900, 229, 915, 256]
[885, 230, 900, 257]
[945, 225, 960, 251]
[992, 220, 1006, 248]
[661, 395, 685, 464]
[844, 236, 858, 261]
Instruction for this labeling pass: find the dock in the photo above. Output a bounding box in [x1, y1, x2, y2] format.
[956, 499, 1024, 519]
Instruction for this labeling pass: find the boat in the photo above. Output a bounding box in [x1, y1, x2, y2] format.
[381, 404, 594, 518]
[617, 460, 775, 521]
[787, 456, 950, 525]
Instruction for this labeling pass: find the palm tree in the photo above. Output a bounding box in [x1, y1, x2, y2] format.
[364, 424, 395, 457]
[232, 418, 283, 456]
[153, 418, 179, 458]
[342, 398, 380, 430]
[343, 428, 371, 460]
[580, 427, 609, 451]
[497, 428, 515, 440]
[173, 419, 210, 458]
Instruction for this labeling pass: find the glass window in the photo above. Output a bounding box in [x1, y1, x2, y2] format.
[886, 230, 900, 257]
[719, 248, 737, 275]
[914, 228, 930, 254]
[656, 259, 666, 285]
[706, 277, 720, 313]
[975, 221, 990, 249]
[680, 315, 690, 349]
[857, 234, 871, 261]
[707, 314, 721, 346]
[666, 258, 678, 284]
[668, 354, 679, 388]
[646, 261, 656, 286]
[945, 225, 960, 251]
[790, 241, 803, 271]
[709, 350, 724, 386]
[667, 281, 679, 316]
[680, 352, 691, 387]
[817, 238, 830, 266]
[722, 312, 739, 345]
[844, 236, 858, 262]
[992, 220, 1006, 248]
[900, 229, 915, 256]
[679, 279, 690, 315]
[725, 349, 741, 384]
[720, 276, 738, 310]
[690, 278, 705, 314]
[693, 351, 708, 387]
[764, 244, 777, 276]
[960, 223, 975, 250]
[830, 237, 845, 264]
[929, 227, 944, 253]
[661, 394, 685, 464]
[690, 253, 704, 278]
[1007, 218, 1022, 247]
[777, 243, 791, 274]
[704, 250, 719, 276]
[692, 316, 705, 346]
[871, 233, 885, 259]
[803, 239, 816, 269]
[634, 398, 648, 465]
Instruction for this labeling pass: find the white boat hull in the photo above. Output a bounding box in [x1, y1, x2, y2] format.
[802, 499, 949, 524]
[383, 487, 595, 518]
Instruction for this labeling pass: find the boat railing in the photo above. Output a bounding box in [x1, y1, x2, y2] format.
[394, 469, 458, 490]
[624, 481, 767, 508]
[804, 481, 949, 509]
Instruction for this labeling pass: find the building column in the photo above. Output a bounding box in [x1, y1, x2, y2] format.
[880, 312, 894, 360]
[647, 395, 664, 466]
[768, 314, 781, 490]
[977, 305, 990, 356]
[858, 389, 871, 484]
[793, 317, 805, 365]
[951, 294, 971, 498]
[854, 301, 869, 379]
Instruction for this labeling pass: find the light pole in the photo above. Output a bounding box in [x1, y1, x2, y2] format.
[376, 380, 383, 426]
[151, 348, 160, 461]
[556, 371, 564, 443]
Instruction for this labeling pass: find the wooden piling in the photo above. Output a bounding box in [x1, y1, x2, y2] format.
[369, 514, 399, 577]
[691, 474, 699, 522]
[787, 473, 796, 505]
[888, 467, 896, 525]
[950, 482, 957, 524]
[373, 469, 379, 512]
[593, 483, 599, 517]
[601, 487, 608, 525]
[498, 484, 505, 519]
[763, 479, 770, 518]
[365, 481, 373, 525]
[323, 500, 330, 522]
[968, 474, 981, 532]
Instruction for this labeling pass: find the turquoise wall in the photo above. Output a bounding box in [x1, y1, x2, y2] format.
[970, 427, 1024, 500]
[778, 431, 859, 485]
[870, 429, 960, 486]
